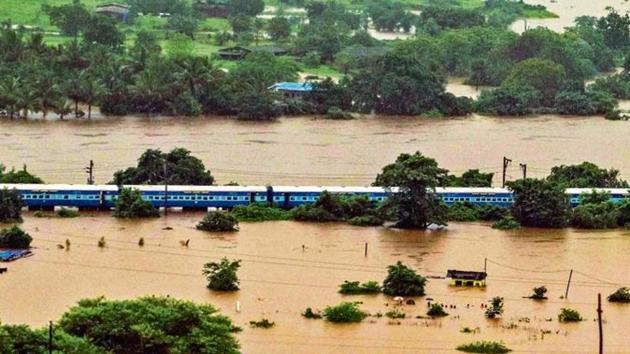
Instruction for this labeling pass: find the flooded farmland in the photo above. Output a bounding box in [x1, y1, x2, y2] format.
[1, 214, 630, 353]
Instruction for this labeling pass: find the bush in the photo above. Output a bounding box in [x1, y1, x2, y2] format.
[230, 204, 292, 222]
[292, 205, 338, 222]
[491, 216, 521, 230]
[249, 318, 275, 328]
[197, 211, 239, 232]
[323, 302, 367, 323]
[385, 309, 405, 319]
[529, 286, 548, 300]
[348, 215, 383, 227]
[427, 303, 449, 317]
[57, 208, 80, 218]
[0, 226, 32, 248]
[558, 308, 582, 322]
[382, 261, 427, 297]
[448, 202, 480, 221]
[571, 202, 619, 229]
[608, 287, 630, 303]
[456, 341, 512, 353]
[485, 297, 504, 319]
[113, 188, 159, 218]
[302, 307, 322, 319]
[325, 107, 353, 120]
[202, 258, 241, 291]
[338, 280, 381, 295]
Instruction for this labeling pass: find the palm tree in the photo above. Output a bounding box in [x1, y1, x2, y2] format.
[52, 97, 72, 119]
[79, 72, 107, 119]
[34, 71, 62, 119]
[14, 81, 38, 119]
[0, 77, 20, 119]
[175, 56, 213, 98]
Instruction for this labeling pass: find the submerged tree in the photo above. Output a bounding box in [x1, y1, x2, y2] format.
[0, 225, 32, 248]
[203, 258, 241, 291]
[375, 152, 449, 229]
[508, 178, 570, 228]
[382, 261, 427, 297]
[113, 188, 159, 218]
[0, 188, 24, 223]
[197, 211, 239, 232]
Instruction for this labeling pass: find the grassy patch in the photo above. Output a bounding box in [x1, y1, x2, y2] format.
[338, 280, 381, 295]
[230, 204, 293, 222]
[457, 341, 511, 353]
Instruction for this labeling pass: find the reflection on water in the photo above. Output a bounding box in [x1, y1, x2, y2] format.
[0, 114, 628, 186]
[1, 215, 630, 353]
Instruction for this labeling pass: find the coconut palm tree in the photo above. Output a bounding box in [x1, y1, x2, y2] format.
[0, 77, 20, 119]
[79, 72, 107, 119]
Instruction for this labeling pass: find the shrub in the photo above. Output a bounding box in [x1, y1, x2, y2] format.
[202, 258, 241, 291]
[0, 188, 24, 223]
[249, 318, 275, 328]
[197, 211, 239, 232]
[325, 107, 353, 120]
[338, 280, 381, 295]
[558, 308, 582, 322]
[529, 286, 548, 300]
[97, 237, 106, 248]
[491, 216, 521, 230]
[448, 202, 480, 221]
[230, 204, 292, 222]
[456, 341, 511, 353]
[292, 205, 338, 222]
[348, 215, 383, 226]
[323, 302, 367, 323]
[0, 226, 32, 248]
[385, 309, 405, 319]
[485, 297, 504, 319]
[57, 208, 80, 218]
[382, 261, 427, 297]
[608, 287, 630, 303]
[427, 303, 449, 317]
[571, 202, 619, 229]
[113, 188, 159, 218]
[302, 307, 322, 319]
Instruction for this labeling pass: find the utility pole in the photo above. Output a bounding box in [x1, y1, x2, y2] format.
[565, 269, 573, 299]
[484, 258, 487, 273]
[598, 293, 603, 354]
[502, 157, 512, 188]
[364, 242, 368, 257]
[48, 321, 53, 354]
[85, 160, 94, 185]
[163, 161, 168, 216]
[520, 163, 527, 179]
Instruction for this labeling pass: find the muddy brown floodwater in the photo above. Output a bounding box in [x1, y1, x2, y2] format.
[0, 114, 629, 186]
[1, 214, 630, 353]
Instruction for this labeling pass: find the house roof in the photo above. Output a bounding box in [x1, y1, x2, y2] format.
[96, 3, 129, 15]
[446, 270, 487, 280]
[269, 82, 314, 92]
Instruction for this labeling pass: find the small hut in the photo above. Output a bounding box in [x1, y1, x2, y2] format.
[268, 82, 314, 99]
[446, 270, 487, 287]
[95, 3, 130, 22]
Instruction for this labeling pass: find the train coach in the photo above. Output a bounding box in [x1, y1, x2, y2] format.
[0, 184, 627, 211]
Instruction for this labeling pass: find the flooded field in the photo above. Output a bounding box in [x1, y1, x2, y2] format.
[0, 114, 629, 186]
[1, 214, 630, 353]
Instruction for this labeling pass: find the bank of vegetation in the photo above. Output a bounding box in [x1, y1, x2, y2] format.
[0, 0, 628, 120]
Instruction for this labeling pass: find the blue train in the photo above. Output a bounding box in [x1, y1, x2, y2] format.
[0, 184, 627, 210]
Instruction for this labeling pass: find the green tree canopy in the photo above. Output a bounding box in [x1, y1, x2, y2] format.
[0, 188, 24, 223]
[375, 152, 449, 229]
[112, 148, 214, 185]
[42, 0, 91, 37]
[113, 188, 160, 218]
[0, 165, 43, 184]
[227, 0, 265, 17]
[382, 261, 427, 296]
[508, 178, 570, 228]
[548, 162, 628, 188]
[202, 258, 241, 291]
[0, 225, 32, 248]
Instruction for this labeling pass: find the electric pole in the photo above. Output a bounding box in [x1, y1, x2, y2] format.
[598, 293, 603, 354]
[85, 160, 94, 185]
[163, 161, 168, 216]
[502, 157, 512, 188]
[520, 163, 527, 179]
[48, 321, 53, 354]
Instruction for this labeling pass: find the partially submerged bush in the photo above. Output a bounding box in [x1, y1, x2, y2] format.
[348, 215, 383, 227]
[491, 216, 521, 230]
[558, 308, 582, 322]
[0, 226, 32, 248]
[202, 258, 241, 291]
[385, 309, 405, 319]
[197, 211, 239, 232]
[57, 208, 80, 218]
[427, 303, 449, 317]
[0, 188, 24, 223]
[323, 302, 367, 323]
[113, 188, 159, 218]
[608, 287, 630, 303]
[302, 307, 322, 319]
[571, 202, 619, 229]
[529, 286, 548, 300]
[485, 297, 504, 319]
[338, 280, 381, 295]
[456, 341, 511, 353]
[249, 318, 275, 328]
[230, 204, 292, 222]
[382, 261, 427, 297]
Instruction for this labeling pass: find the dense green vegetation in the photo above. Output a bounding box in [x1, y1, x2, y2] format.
[0, 225, 32, 248]
[558, 308, 583, 322]
[112, 148, 214, 185]
[1, 0, 627, 120]
[0, 296, 239, 354]
[548, 162, 628, 188]
[608, 287, 630, 303]
[0, 188, 24, 223]
[427, 303, 449, 317]
[456, 341, 511, 353]
[338, 280, 381, 294]
[323, 301, 368, 323]
[230, 203, 292, 221]
[0, 165, 43, 183]
[485, 296, 504, 319]
[113, 187, 160, 218]
[382, 261, 427, 296]
[202, 258, 241, 291]
[197, 211, 240, 232]
[508, 178, 570, 228]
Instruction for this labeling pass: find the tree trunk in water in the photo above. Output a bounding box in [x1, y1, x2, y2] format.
[75, 100, 79, 118]
[88, 104, 92, 119]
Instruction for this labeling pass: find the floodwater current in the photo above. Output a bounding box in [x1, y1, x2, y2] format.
[1, 215, 630, 353]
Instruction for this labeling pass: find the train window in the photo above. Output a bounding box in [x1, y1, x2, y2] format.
[302, 197, 307, 201]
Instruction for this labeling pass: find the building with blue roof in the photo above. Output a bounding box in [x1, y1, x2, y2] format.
[268, 82, 314, 99]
